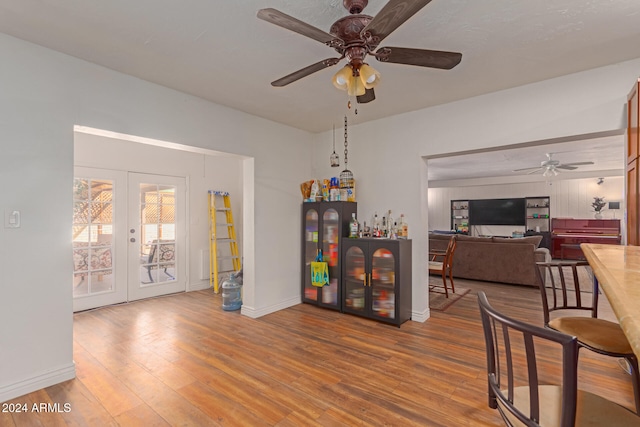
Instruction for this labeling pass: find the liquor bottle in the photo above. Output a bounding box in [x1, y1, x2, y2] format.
[391, 222, 398, 239]
[349, 213, 359, 238]
[382, 217, 387, 238]
[387, 210, 394, 237]
[372, 212, 379, 237]
[399, 214, 408, 238]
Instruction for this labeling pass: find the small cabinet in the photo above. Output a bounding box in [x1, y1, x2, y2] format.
[342, 239, 412, 326]
[450, 199, 469, 234]
[302, 202, 357, 310]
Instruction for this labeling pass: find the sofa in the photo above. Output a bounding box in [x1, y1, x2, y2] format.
[428, 233, 551, 287]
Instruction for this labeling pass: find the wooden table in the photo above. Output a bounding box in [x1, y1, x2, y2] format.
[581, 243, 640, 361]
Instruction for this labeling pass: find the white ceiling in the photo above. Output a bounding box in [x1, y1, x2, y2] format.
[0, 0, 636, 178]
[427, 132, 626, 182]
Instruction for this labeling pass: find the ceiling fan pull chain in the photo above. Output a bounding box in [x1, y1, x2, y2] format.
[344, 115, 348, 167]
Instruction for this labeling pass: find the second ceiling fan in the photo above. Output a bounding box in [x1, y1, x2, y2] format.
[257, 0, 462, 103]
[513, 153, 594, 177]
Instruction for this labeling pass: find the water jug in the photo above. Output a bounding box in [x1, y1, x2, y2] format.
[221, 273, 242, 311]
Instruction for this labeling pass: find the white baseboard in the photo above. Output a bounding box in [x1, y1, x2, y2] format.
[240, 296, 301, 318]
[0, 362, 76, 403]
[412, 308, 430, 323]
[188, 280, 211, 292]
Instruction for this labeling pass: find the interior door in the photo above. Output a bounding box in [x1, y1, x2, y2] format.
[72, 167, 127, 312]
[128, 173, 187, 301]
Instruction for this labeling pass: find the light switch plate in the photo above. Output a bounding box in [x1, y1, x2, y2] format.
[4, 210, 20, 228]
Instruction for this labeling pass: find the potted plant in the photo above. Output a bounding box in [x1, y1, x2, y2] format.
[592, 196, 606, 219]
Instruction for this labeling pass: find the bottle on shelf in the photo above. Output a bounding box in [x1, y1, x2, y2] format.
[372, 212, 380, 237]
[349, 213, 359, 238]
[398, 214, 408, 238]
[382, 217, 387, 238]
[387, 210, 394, 237]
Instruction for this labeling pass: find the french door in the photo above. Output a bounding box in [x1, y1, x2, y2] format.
[128, 173, 186, 301]
[72, 168, 186, 311]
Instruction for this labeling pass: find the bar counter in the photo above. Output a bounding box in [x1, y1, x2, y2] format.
[581, 243, 640, 360]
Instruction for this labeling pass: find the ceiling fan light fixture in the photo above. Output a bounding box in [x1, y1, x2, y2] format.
[359, 63, 380, 89]
[347, 74, 366, 96]
[332, 65, 352, 90]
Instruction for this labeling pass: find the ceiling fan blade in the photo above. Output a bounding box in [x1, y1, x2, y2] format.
[513, 166, 543, 172]
[526, 168, 544, 175]
[559, 161, 595, 167]
[271, 58, 341, 87]
[362, 0, 433, 45]
[257, 8, 337, 45]
[556, 165, 578, 170]
[375, 47, 462, 69]
[357, 88, 376, 104]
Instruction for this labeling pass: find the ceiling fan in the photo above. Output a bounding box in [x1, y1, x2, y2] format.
[257, 0, 462, 104]
[512, 153, 595, 177]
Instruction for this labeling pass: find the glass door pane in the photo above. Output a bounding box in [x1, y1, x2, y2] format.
[303, 209, 319, 301]
[322, 209, 339, 305]
[371, 248, 395, 319]
[139, 183, 176, 285]
[72, 178, 115, 297]
[344, 246, 366, 312]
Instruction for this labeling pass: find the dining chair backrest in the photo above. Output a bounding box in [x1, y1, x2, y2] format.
[478, 291, 579, 426]
[535, 260, 597, 326]
[444, 237, 456, 270]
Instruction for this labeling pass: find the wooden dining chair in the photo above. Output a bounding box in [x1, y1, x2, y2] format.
[478, 291, 640, 426]
[428, 236, 456, 298]
[536, 261, 640, 414]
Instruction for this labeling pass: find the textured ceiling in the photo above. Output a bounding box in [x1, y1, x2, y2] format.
[0, 0, 637, 178]
[1, 0, 640, 134]
[427, 133, 625, 182]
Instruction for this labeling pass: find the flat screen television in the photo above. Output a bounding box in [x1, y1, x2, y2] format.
[469, 198, 526, 226]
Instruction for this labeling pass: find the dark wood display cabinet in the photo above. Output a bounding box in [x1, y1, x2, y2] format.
[342, 238, 412, 326]
[301, 202, 357, 310]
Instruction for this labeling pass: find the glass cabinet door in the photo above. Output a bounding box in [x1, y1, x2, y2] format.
[303, 209, 319, 301]
[344, 246, 366, 312]
[371, 248, 395, 319]
[322, 209, 339, 306]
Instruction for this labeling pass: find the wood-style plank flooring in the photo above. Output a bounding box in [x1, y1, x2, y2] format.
[1, 279, 636, 426]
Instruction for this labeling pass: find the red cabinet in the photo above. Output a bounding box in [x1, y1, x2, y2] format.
[627, 79, 640, 245]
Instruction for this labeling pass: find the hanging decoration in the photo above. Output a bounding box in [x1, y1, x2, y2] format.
[330, 124, 340, 167]
[339, 116, 354, 195]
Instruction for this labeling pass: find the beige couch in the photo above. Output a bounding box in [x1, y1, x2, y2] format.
[429, 233, 551, 287]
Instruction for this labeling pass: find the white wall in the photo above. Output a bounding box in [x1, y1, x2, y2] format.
[312, 58, 640, 323]
[427, 175, 625, 235]
[0, 33, 312, 402]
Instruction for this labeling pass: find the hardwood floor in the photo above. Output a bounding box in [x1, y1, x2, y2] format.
[2, 279, 636, 426]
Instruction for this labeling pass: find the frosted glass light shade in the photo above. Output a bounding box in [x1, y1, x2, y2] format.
[347, 75, 366, 96]
[359, 64, 380, 89]
[332, 66, 352, 90]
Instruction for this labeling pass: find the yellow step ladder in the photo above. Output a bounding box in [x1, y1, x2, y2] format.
[208, 190, 241, 293]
